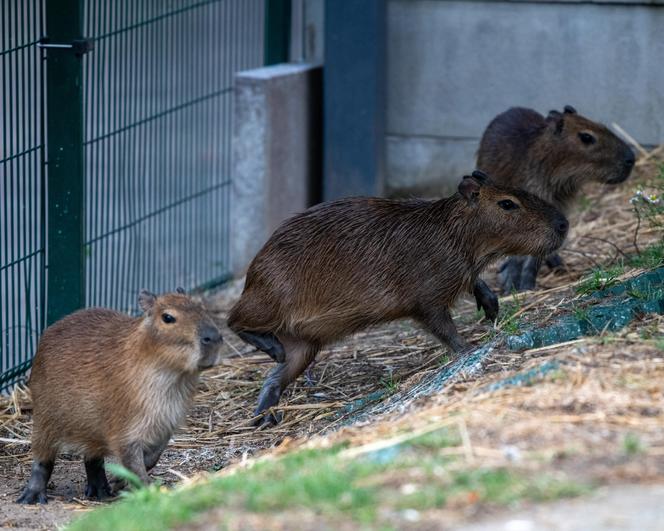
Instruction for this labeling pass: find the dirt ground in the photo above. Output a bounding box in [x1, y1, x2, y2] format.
[1, 154, 663, 529]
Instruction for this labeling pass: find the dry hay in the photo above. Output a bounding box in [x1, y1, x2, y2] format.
[0, 143, 662, 503]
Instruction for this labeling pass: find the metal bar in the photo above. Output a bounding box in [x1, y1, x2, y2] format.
[44, 0, 86, 324]
[323, 0, 386, 200]
[264, 0, 291, 65]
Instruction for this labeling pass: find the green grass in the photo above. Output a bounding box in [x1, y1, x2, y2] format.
[577, 194, 593, 212]
[573, 306, 590, 323]
[498, 293, 523, 335]
[629, 240, 664, 270]
[623, 433, 645, 456]
[68, 429, 591, 531]
[380, 372, 399, 394]
[576, 265, 625, 295]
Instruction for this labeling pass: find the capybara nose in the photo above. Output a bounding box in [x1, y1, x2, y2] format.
[624, 149, 635, 168]
[201, 327, 222, 345]
[556, 218, 569, 237]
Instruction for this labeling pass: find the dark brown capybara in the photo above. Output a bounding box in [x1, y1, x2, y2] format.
[477, 105, 635, 292]
[228, 171, 568, 425]
[17, 289, 223, 504]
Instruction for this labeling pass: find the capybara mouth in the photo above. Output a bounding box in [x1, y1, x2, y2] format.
[605, 164, 634, 185]
[198, 351, 221, 370]
[605, 173, 630, 185]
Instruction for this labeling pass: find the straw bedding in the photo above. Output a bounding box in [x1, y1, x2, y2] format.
[0, 142, 662, 519]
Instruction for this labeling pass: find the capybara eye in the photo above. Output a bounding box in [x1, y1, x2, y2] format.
[497, 199, 519, 211]
[162, 313, 176, 324]
[578, 132, 596, 145]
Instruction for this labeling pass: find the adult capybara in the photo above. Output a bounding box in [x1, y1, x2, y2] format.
[229, 171, 568, 425]
[17, 289, 223, 504]
[477, 105, 635, 292]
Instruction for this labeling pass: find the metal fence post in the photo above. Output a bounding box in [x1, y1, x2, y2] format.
[323, 0, 386, 200]
[44, 0, 87, 324]
[265, 0, 291, 65]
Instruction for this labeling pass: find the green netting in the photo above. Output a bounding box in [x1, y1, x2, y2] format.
[507, 267, 664, 351]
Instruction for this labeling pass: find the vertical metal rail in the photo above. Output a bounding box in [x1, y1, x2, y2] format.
[265, 0, 291, 65]
[323, 0, 386, 200]
[43, 0, 87, 324]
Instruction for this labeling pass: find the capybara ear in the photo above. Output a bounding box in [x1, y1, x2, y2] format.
[138, 289, 157, 312]
[471, 169, 490, 184]
[176, 287, 186, 294]
[563, 105, 577, 115]
[546, 110, 564, 135]
[458, 175, 481, 203]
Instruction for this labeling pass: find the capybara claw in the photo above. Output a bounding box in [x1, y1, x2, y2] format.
[16, 488, 48, 505]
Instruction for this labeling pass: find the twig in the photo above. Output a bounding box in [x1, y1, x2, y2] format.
[633, 207, 642, 255]
[611, 122, 649, 158]
[457, 417, 475, 464]
[578, 235, 630, 260]
[0, 437, 30, 446]
[167, 469, 190, 481]
[562, 249, 602, 270]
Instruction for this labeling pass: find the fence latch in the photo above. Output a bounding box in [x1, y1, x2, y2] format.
[38, 37, 94, 56]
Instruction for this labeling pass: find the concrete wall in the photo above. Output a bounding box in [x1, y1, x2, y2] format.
[232, 63, 322, 275]
[386, 0, 664, 196]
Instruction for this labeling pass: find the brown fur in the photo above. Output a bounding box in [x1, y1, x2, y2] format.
[476, 106, 635, 212]
[18, 290, 222, 504]
[228, 173, 568, 423]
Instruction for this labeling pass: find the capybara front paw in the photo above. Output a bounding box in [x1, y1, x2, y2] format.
[16, 488, 48, 505]
[85, 482, 114, 500]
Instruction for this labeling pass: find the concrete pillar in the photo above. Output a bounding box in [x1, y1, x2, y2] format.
[232, 63, 322, 276]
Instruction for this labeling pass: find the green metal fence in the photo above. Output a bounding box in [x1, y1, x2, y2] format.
[0, 0, 46, 392]
[1, 0, 277, 392]
[81, 0, 264, 313]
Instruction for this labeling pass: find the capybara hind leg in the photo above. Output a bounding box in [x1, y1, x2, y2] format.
[84, 457, 113, 500]
[17, 459, 55, 504]
[119, 442, 150, 486]
[473, 279, 499, 322]
[418, 307, 469, 353]
[498, 256, 526, 294]
[545, 253, 565, 272]
[517, 256, 541, 291]
[255, 340, 318, 426]
[143, 438, 169, 471]
[237, 331, 286, 363]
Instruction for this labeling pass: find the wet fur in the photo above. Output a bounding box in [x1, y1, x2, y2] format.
[229, 177, 568, 423]
[477, 106, 634, 291]
[477, 106, 634, 213]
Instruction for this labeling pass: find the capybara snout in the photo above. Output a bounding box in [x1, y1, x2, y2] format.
[138, 288, 223, 372]
[466, 170, 569, 258]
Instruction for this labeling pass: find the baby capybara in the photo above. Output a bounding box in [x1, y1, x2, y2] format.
[229, 171, 568, 425]
[477, 105, 635, 292]
[17, 289, 222, 504]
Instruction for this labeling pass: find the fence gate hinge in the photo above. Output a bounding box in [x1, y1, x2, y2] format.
[38, 36, 94, 56]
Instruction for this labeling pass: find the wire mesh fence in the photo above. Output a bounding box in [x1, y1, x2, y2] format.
[0, 0, 268, 391]
[82, 0, 264, 313]
[0, 0, 46, 392]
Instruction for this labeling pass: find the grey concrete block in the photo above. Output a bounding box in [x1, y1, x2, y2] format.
[232, 63, 322, 276]
[386, 135, 479, 197]
[385, 0, 664, 195]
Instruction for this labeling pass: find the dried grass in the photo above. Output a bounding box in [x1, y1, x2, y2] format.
[1, 145, 662, 489]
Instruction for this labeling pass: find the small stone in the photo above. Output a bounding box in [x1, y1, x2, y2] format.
[400, 483, 418, 495]
[401, 509, 421, 522]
